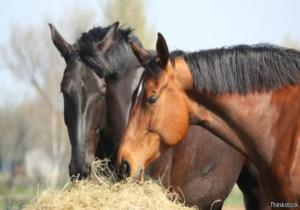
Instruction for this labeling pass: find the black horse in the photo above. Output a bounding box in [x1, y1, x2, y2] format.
[50, 22, 268, 210]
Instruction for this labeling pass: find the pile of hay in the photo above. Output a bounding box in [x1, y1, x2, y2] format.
[25, 160, 197, 210]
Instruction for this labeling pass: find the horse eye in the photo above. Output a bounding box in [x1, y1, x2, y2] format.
[148, 95, 158, 104]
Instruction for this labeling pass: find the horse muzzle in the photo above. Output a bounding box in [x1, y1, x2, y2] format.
[69, 160, 91, 180]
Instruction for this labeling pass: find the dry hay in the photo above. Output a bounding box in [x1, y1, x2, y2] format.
[24, 160, 197, 210]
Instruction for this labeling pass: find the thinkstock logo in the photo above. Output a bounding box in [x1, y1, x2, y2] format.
[270, 202, 298, 208]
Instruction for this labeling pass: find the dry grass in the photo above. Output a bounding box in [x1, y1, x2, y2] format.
[24, 160, 197, 210]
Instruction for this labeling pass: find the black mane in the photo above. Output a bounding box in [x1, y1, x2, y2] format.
[77, 24, 140, 78]
[180, 44, 300, 94]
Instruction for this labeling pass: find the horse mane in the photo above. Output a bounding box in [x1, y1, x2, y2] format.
[180, 44, 300, 94]
[77, 24, 141, 78]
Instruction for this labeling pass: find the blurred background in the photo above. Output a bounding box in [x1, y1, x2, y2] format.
[0, 0, 299, 209]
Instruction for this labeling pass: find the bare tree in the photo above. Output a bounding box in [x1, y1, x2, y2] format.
[0, 7, 97, 187]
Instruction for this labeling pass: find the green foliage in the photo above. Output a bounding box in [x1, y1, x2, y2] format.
[103, 0, 155, 48]
[283, 35, 300, 50]
[223, 185, 244, 206]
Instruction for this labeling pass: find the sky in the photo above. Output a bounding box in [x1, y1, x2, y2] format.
[1, 0, 300, 105]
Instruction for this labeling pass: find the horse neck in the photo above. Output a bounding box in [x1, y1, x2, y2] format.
[104, 58, 143, 143]
[176, 48, 300, 166]
[201, 87, 300, 202]
[189, 90, 276, 163]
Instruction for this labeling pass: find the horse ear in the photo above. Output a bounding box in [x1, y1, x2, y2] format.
[97, 21, 119, 52]
[156, 33, 169, 68]
[130, 41, 150, 66]
[49, 23, 72, 59]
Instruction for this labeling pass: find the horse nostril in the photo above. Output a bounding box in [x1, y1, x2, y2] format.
[80, 163, 91, 178]
[119, 160, 130, 179]
[68, 161, 91, 181]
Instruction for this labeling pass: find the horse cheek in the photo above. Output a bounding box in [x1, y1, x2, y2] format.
[164, 100, 189, 145]
[178, 106, 190, 142]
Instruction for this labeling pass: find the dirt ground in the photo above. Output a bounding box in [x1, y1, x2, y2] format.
[223, 206, 244, 210]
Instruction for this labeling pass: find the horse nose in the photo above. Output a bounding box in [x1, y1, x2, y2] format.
[69, 162, 77, 178]
[118, 160, 130, 179]
[69, 162, 91, 180]
[80, 163, 91, 178]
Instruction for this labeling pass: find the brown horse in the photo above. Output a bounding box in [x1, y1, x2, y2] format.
[118, 33, 300, 208]
[49, 23, 107, 179]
